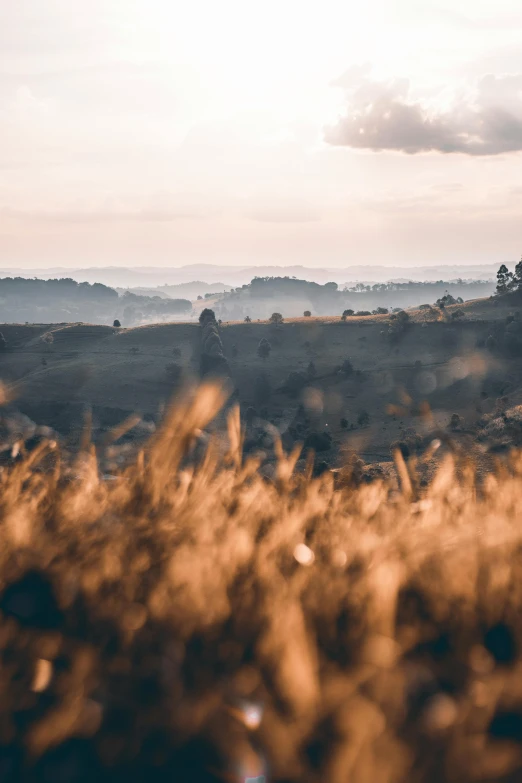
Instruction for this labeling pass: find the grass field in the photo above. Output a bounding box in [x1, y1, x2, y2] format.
[0, 294, 518, 470]
[1, 383, 522, 781]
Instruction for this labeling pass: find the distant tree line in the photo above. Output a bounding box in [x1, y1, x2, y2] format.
[120, 291, 191, 326]
[0, 277, 191, 326]
[212, 275, 494, 321]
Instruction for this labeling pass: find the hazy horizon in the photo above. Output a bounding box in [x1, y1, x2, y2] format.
[2, 0, 522, 268]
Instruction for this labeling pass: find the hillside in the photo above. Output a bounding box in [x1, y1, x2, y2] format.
[207, 276, 495, 322]
[1, 294, 521, 473]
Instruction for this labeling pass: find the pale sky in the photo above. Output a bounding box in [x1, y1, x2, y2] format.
[1, 0, 522, 268]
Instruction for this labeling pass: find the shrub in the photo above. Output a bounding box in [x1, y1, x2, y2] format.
[113, 319, 121, 328]
[164, 362, 182, 382]
[303, 310, 311, 317]
[244, 315, 252, 323]
[357, 410, 370, 427]
[355, 310, 371, 316]
[451, 309, 465, 320]
[269, 312, 284, 325]
[340, 417, 349, 430]
[197, 295, 203, 300]
[342, 309, 354, 320]
[257, 338, 271, 360]
[340, 359, 354, 376]
[449, 413, 462, 431]
[130, 346, 140, 354]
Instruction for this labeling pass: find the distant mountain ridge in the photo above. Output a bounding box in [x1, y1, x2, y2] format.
[0, 263, 498, 288]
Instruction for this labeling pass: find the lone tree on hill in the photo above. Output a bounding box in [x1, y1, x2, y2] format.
[257, 338, 271, 360]
[497, 264, 513, 294]
[496, 260, 522, 295]
[199, 308, 216, 324]
[341, 309, 354, 320]
[269, 312, 283, 324]
[113, 319, 121, 327]
[303, 310, 311, 317]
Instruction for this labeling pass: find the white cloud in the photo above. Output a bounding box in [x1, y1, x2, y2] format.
[326, 69, 522, 155]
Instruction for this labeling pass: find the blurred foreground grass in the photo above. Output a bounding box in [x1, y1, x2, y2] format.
[1, 383, 522, 782]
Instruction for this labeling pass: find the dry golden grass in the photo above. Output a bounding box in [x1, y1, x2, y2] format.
[2, 383, 522, 782]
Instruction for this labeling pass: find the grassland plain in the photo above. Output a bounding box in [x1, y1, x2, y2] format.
[0, 383, 522, 781]
[0, 294, 520, 470]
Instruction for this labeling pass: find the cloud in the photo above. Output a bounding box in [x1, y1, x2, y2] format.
[325, 70, 522, 156]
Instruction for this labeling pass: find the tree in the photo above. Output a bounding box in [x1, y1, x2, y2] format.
[340, 359, 354, 376]
[341, 309, 354, 320]
[303, 310, 311, 317]
[244, 315, 252, 323]
[436, 293, 456, 309]
[257, 338, 271, 360]
[199, 308, 216, 324]
[373, 307, 389, 315]
[496, 265, 513, 295]
[513, 258, 522, 291]
[197, 295, 203, 300]
[269, 312, 284, 324]
[113, 319, 121, 327]
[357, 410, 370, 427]
[451, 308, 465, 320]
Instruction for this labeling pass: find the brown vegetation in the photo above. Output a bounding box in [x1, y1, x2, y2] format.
[0, 385, 522, 781]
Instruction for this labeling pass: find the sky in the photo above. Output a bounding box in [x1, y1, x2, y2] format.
[1, 0, 522, 269]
